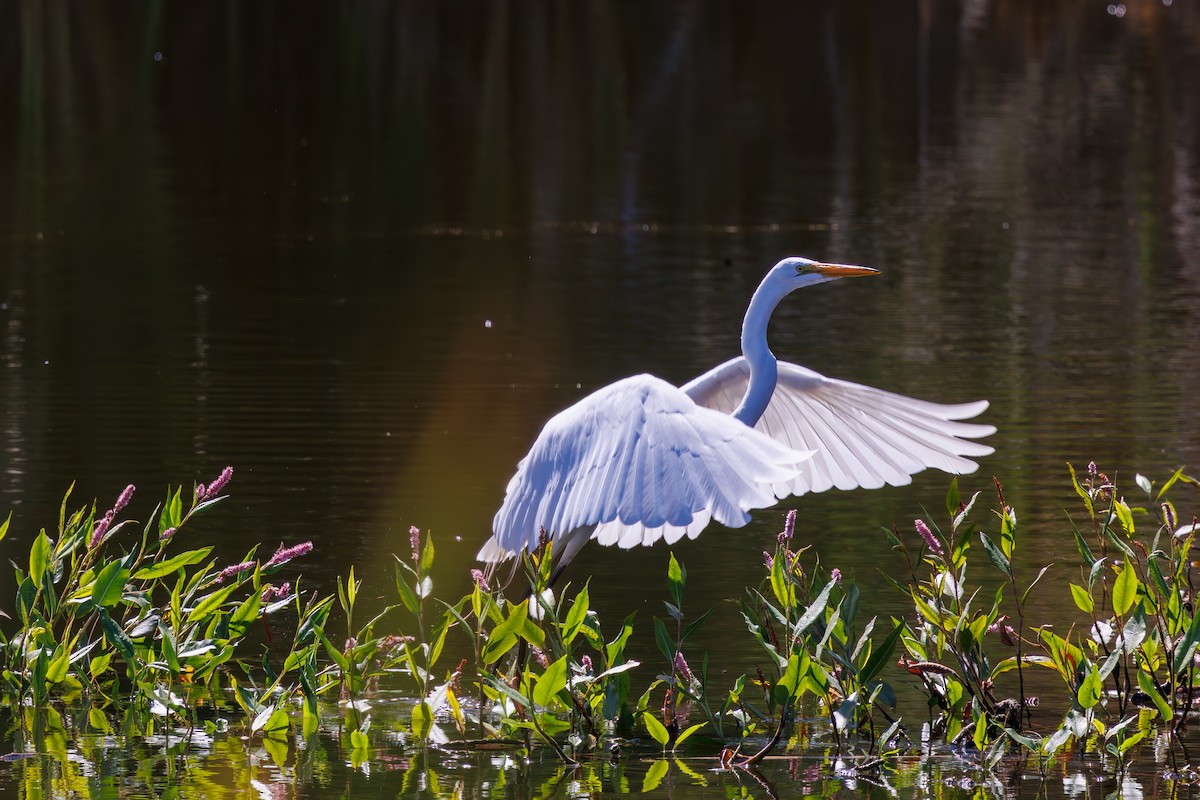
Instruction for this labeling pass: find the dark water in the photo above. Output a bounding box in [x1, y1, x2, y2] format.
[2, 1, 1200, 796]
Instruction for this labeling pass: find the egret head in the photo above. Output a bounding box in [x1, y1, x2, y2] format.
[773, 256, 880, 290]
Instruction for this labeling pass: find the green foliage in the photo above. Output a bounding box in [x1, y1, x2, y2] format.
[6, 460, 1200, 785]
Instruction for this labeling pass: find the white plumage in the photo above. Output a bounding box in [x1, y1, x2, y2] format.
[481, 374, 813, 566]
[478, 257, 995, 573]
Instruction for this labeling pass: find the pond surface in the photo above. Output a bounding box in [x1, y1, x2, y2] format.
[2, 1, 1200, 797]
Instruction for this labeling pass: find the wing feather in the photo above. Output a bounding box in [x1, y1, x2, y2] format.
[482, 374, 811, 561]
[682, 357, 994, 497]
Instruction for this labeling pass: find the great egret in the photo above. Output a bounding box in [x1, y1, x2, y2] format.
[478, 257, 994, 575]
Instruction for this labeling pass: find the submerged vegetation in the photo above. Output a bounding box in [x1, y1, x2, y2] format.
[2, 462, 1200, 795]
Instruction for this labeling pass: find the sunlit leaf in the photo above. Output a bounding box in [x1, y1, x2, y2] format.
[30, 531, 51, 589]
[419, 535, 435, 575]
[642, 712, 670, 747]
[1069, 583, 1093, 613]
[1112, 565, 1138, 617]
[533, 655, 569, 708]
[945, 478, 960, 519]
[667, 552, 684, 609]
[187, 584, 238, 624]
[132, 547, 214, 581]
[46, 647, 70, 684]
[673, 722, 707, 749]
[1077, 667, 1102, 709]
[411, 701, 433, 738]
[92, 561, 130, 608]
[793, 579, 836, 637]
[1137, 669, 1172, 721]
[481, 601, 529, 665]
[562, 585, 590, 645]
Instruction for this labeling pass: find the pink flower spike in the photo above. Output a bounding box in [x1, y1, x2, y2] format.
[90, 513, 112, 549]
[409, 525, 421, 563]
[160, 526, 177, 543]
[216, 560, 256, 583]
[830, 568, 842, 585]
[777, 509, 796, 545]
[470, 568, 490, 592]
[266, 541, 314, 568]
[763, 551, 774, 570]
[674, 651, 694, 683]
[114, 484, 136, 514]
[195, 483, 206, 500]
[914, 519, 943, 556]
[262, 582, 291, 601]
[203, 466, 233, 500]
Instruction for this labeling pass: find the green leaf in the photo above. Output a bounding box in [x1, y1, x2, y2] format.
[562, 585, 590, 644]
[0, 511, 10, 543]
[794, 579, 836, 636]
[1077, 667, 1102, 709]
[30, 531, 52, 589]
[91, 560, 131, 608]
[945, 478, 961, 518]
[89, 651, 112, 679]
[1068, 463, 1093, 515]
[1069, 583, 1094, 614]
[680, 606, 714, 645]
[999, 507, 1016, 559]
[859, 623, 904, 687]
[1173, 603, 1200, 676]
[132, 547, 214, 581]
[642, 712, 670, 747]
[673, 722, 707, 749]
[481, 601, 529, 665]
[188, 583, 238, 625]
[229, 591, 262, 638]
[653, 617, 675, 664]
[1112, 564, 1138, 617]
[419, 534, 435, 575]
[1137, 670, 1172, 721]
[978, 533, 1011, 577]
[769, 552, 789, 608]
[265, 706, 290, 736]
[775, 653, 802, 704]
[533, 655, 569, 707]
[1071, 521, 1096, 567]
[46, 646, 70, 684]
[394, 567, 420, 615]
[1113, 501, 1135, 535]
[1148, 558, 1171, 601]
[667, 552, 684, 608]
[98, 610, 136, 668]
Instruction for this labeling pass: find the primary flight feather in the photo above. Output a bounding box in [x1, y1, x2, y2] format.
[478, 257, 994, 574]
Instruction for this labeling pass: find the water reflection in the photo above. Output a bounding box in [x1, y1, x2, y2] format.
[1, 1, 1199, 793]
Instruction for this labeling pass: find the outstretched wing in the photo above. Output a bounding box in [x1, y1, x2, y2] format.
[479, 373, 812, 562]
[681, 357, 994, 496]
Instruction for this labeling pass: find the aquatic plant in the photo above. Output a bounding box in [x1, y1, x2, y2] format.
[4, 462, 1200, 795]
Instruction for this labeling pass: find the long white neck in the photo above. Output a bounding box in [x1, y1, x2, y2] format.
[731, 274, 795, 426]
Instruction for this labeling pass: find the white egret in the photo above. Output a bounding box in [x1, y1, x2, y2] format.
[478, 257, 994, 576]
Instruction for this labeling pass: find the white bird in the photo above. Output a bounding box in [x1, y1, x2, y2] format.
[478, 257, 994, 577]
